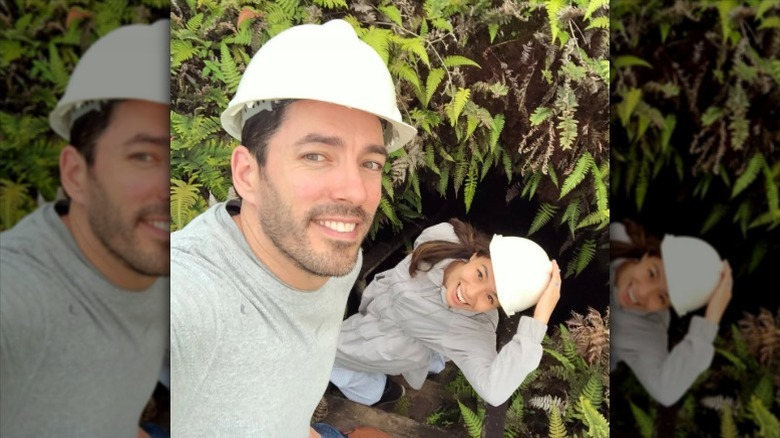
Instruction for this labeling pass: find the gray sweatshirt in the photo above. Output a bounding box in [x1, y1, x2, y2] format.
[170, 201, 360, 437]
[610, 222, 718, 406]
[0, 202, 168, 437]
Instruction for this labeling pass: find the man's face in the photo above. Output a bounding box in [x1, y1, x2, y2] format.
[254, 100, 387, 277]
[85, 100, 170, 276]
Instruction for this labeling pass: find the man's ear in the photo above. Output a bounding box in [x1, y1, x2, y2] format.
[231, 145, 260, 205]
[59, 145, 89, 205]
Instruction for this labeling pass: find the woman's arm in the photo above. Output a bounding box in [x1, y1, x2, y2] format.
[442, 316, 547, 407]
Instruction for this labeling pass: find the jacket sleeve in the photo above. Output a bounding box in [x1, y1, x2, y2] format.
[617, 314, 717, 406]
[441, 315, 547, 407]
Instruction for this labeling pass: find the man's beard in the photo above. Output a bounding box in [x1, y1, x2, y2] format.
[87, 182, 170, 278]
[256, 175, 371, 278]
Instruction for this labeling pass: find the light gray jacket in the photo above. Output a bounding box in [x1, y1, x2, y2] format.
[335, 222, 547, 407]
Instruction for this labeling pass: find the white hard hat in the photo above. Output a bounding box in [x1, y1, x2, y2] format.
[220, 19, 417, 152]
[661, 235, 722, 316]
[490, 235, 553, 317]
[49, 19, 170, 141]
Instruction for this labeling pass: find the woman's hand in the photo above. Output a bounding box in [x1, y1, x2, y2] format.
[533, 260, 562, 325]
[704, 260, 733, 325]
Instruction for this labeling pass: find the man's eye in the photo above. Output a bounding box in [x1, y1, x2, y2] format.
[131, 153, 154, 162]
[303, 153, 325, 162]
[363, 161, 383, 170]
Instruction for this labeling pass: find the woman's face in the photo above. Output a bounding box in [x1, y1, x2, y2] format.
[615, 254, 670, 312]
[444, 254, 500, 312]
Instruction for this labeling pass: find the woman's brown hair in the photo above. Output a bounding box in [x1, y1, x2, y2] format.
[611, 218, 662, 260]
[408, 218, 491, 276]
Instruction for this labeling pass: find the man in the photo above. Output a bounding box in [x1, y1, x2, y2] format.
[170, 19, 416, 437]
[0, 20, 170, 437]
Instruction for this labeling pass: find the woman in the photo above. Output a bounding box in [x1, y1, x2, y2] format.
[330, 218, 562, 407]
[610, 219, 733, 407]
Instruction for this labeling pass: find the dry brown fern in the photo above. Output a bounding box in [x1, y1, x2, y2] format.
[737, 307, 780, 369]
[565, 306, 610, 367]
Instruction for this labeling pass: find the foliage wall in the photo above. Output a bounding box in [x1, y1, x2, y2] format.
[170, 0, 611, 278]
[0, 0, 169, 230]
[611, 0, 780, 278]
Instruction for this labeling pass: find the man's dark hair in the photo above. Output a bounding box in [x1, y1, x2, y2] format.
[241, 99, 294, 166]
[69, 100, 122, 165]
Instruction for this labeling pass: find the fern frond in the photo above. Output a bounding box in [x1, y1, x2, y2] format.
[424, 68, 446, 107]
[629, 402, 654, 438]
[579, 396, 609, 438]
[548, 403, 568, 438]
[457, 400, 484, 438]
[560, 152, 594, 198]
[220, 43, 242, 93]
[490, 114, 505, 154]
[448, 88, 471, 126]
[528, 202, 558, 235]
[311, 0, 348, 9]
[443, 55, 480, 69]
[749, 395, 780, 438]
[171, 178, 203, 231]
[568, 238, 597, 276]
[464, 159, 478, 213]
[732, 153, 765, 199]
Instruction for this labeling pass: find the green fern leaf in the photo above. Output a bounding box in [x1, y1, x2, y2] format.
[579, 396, 609, 438]
[391, 61, 424, 102]
[361, 27, 392, 65]
[401, 36, 430, 67]
[585, 16, 609, 30]
[490, 114, 505, 154]
[311, 0, 348, 9]
[457, 400, 484, 438]
[544, 346, 575, 372]
[453, 158, 469, 196]
[379, 4, 403, 27]
[437, 165, 451, 196]
[766, 163, 780, 216]
[548, 403, 567, 438]
[546, 0, 563, 44]
[488, 23, 499, 43]
[464, 162, 478, 213]
[569, 238, 596, 276]
[576, 210, 607, 230]
[590, 161, 608, 213]
[448, 88, 471, 126]
[749, 396, 780, 438]
[220, 43, 243, 93]
[732, 153, 765, 198]
[501, 151, 513, 182]
[530, 106, 553, 126]
[424, 68, 445, 107]
[528, 203, 557, 236]
[720, 403, 738, 438]
[560, 152, 594, 198]
[0, 179, 33, 231]
[629, 402, 654, 438]
[584, 0, 609, 20]
[379, 196, 400, 226]
[382, 174, 394, 200]
[701, 204, 728, 235]
[48, 43, 69, 92]
[636, 161, 650, 211]
[171, 178, 203, 231]
[557, 115, 578, 150]
[521, 172, 542, 200]
[186, 13, 204, 32]
[443, 55, 480, 69]
[560, 200, 581, 235]
[581, 375, 603, 410]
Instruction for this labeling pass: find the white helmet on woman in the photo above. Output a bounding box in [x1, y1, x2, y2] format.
[220, 19, 417, 152]
[490, 235, 553, 316]
[661, 235, 722, 316]
[48, 19, 170, 141]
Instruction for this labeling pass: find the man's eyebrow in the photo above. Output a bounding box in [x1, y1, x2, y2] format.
[294, 133, 388, 158]
[123, 133, 169, 147]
